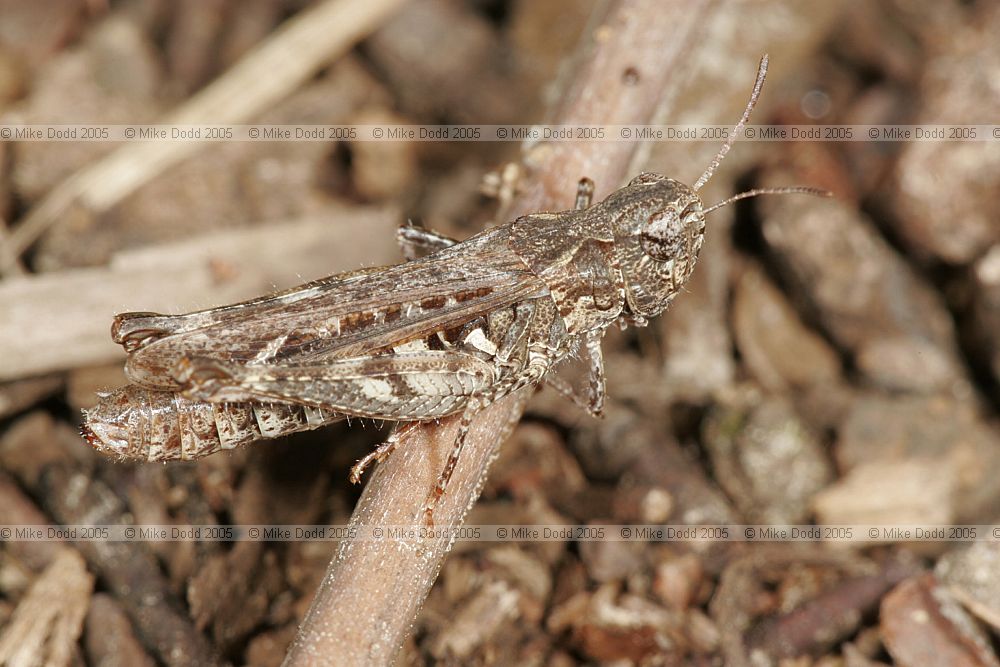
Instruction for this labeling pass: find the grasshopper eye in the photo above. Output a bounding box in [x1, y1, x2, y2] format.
[639, 207, 685, 261]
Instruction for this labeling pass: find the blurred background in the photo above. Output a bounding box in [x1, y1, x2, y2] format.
[0, 1, 999, 665]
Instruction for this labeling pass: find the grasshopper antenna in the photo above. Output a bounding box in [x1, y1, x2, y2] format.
[693, 54, 769, 192]
[693, 55, 833, 213]
[702, 186, 832, 215]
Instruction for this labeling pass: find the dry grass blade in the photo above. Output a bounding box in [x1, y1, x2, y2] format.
[282, 1, 714, 665]
[1, 0, 407, 274]
[0, 209, 399, 382]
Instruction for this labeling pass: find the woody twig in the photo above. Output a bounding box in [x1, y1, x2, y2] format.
[283, 1, 713, 665]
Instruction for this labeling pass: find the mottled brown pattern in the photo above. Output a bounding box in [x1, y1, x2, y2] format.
[382, 304, 403, 324]
[338, 310, 378, 335]
[86, 127, 817, 464]
[454, 286, 494, 302]
[82, 385, 343, 461]
[419, 296, 447, 310]
[119, 227, 542, 392]
[83, 174, 716, 462]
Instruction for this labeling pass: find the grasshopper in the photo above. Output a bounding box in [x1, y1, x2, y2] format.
[82, 55, 827, 520]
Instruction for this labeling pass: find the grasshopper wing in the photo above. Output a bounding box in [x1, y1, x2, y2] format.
[120, 227, 548, 390]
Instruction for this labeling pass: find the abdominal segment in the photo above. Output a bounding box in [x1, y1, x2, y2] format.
[81, 385, 342, 461]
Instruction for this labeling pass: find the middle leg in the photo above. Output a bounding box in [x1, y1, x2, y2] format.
[349, 421, 422, 484]
[584, 331, 606, 417]
[542, 331, 606, 418]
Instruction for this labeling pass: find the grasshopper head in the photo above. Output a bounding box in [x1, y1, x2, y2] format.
[608, 55, 830, 321]
[609, 172, 706, 319]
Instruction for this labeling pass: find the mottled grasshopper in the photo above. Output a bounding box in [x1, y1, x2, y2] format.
[82, 55, 827, 519]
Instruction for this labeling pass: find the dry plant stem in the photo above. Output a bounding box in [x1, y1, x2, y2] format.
[283, 1, 712, 665]
[0, 0, 407, 273]
[0, 375, 63, 418]
[0, 209, 399, 381]
[0, 218, 27, 277]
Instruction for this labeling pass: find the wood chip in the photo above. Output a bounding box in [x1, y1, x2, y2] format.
[881, 574, 1000, 667]
[83, 594, 156, 667]
[0, 550, 94, 667]
[936, 542, 1000, 631]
